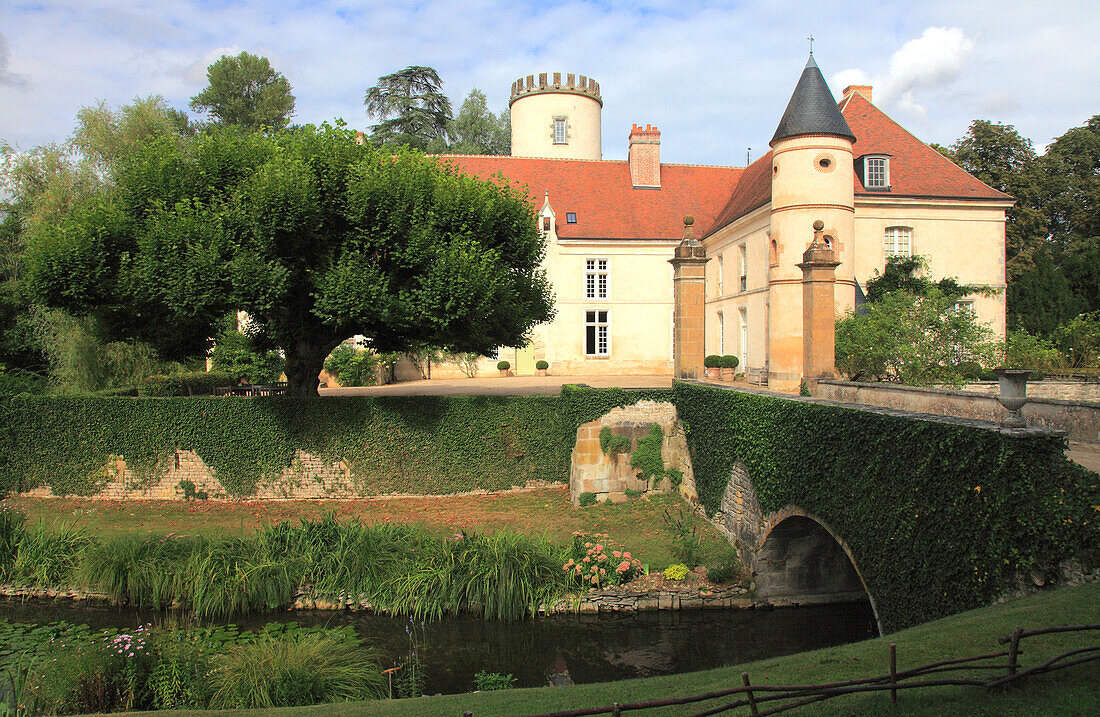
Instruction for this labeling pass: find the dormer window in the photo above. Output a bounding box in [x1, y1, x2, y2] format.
[566, 212, 577, 224]
[863, 155, 890, 189]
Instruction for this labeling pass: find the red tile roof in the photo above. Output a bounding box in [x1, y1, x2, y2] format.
[438, 155, 741, 240]
[705, 150, 774, 237]
[841, 93, 1012, 201]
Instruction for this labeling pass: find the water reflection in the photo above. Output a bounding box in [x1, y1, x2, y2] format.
[0, 599, 876, 695]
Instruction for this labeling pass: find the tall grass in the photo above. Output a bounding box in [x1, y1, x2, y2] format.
[10, 520, 91, 586]
[7, 515, 573, 620]
[208, 632, 385, 708]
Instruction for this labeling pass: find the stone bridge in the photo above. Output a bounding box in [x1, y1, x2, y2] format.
[570, 401, 880, 632]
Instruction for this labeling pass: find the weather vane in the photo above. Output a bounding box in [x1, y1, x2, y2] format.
[808, 34, 815, 55]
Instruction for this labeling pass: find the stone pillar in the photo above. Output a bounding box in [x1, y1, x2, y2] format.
[669, 216, 709, 379]
[798, 220, 840, 387]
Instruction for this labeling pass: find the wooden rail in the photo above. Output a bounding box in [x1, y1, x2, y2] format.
[488, 623, 1100, 717]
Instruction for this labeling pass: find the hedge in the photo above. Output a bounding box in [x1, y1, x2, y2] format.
[0, 387, 672, 498]
[673, 381, 1098, 631]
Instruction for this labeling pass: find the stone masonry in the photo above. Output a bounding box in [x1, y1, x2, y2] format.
[569, 400, 698, 506]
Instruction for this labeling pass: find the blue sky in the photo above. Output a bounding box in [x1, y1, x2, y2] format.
[1, 0, 1097, 165]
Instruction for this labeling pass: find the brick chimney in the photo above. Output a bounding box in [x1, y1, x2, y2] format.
[842, 85, 873, 104]
[628, 124, 661, 189]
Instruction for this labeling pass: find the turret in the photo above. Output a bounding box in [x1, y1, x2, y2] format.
[766, 54, 857, 392]
[509, 72, 602, 160]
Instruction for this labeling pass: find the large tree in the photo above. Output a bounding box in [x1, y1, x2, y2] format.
[190, 52, 296, 130]
[430, 89, 510, 155]
[364, 66, 452, 150]
[26, 123, 553, 396]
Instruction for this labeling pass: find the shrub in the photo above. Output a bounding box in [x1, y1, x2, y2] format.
[630, 423, 666, 483]
[323, 343, 379, 387]
[599, 426, 632, 458]
[720, 355, 739, 369]
[662, 506, 703, 568]
[474, 671, 517, 691]
[496, 360, 510, 371]
[535, 360, 549, 370]
[0, 367, 47, 396]
[704, 355, 722, 368]
[138, 371, 236, 396]
[578, 492, 597, 507]
[663, 563, 689, 581]
[209, 316, 285, 384]
[799, 379, 811, 396]
[705, 548, 743, 584]
[563, 532, 644, 588]
[1005, 328, 1063, 372]
[208, 632, 384, 709]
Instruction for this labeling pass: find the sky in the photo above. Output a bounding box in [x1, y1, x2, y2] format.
[1, 0, 1097, 167]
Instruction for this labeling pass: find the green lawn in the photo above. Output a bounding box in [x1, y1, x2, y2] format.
[10, 488, 733, 571]
[98, 581, 1099, 717]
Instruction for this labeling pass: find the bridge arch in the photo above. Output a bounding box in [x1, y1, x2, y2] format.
[715, 462, 883, 635]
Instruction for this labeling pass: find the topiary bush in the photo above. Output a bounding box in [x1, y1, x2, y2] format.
[704, 355, 722, 369]
[577, 491, 597, 507]
[535, 360, 549, 370]
[720, 355, 739, 369]
[496, 360, 510, 371]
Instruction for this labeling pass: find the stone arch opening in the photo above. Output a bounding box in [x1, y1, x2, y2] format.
[755, 512, 882, 635]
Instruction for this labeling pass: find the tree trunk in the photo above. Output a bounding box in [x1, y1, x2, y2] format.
[283, 338, 339, 397]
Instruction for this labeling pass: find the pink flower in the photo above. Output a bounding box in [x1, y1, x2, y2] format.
[623, 552, 632, 560]
[584, 542, 592, 548]
[599, 568, 606, 575]
[582, 556, 591, 563]
[613, 550, 622, 558]
[616, 560, 631, 573]
[598, 554, 608, 561]
[594, 544, 604, 552]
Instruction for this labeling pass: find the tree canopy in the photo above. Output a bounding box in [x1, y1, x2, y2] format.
[431, 89, 510, 155]
[26, 123, 554, 396]
[364, 66, 453, 150]
[190, 52, 296, 130]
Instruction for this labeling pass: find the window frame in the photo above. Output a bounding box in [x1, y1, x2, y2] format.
[884, 226, 912, 258]
[864, 155, 891, 189]
[553, 116, 568, 145]
[584, 308, 610, 357]
[584, 258, 609, 300]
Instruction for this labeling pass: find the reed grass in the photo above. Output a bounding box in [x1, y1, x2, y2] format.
[10, 520, 91, 586]
[77, 533, 202, 608]
[208, 632, 385, 709]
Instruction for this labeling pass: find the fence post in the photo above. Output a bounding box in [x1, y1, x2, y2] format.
[890, 643, 898, 706]
[612, 703, 622, 716]
[742, 672, 759, 715]
[463, 712, 473, 717]
[1007, 626, 1023, 677]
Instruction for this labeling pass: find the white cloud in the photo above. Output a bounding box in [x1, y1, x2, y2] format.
[834, 26, 975, 118]
[0, 33, 29, 88]
[184, 47, 244, 85]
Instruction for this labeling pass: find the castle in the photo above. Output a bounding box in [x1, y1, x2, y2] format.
[430, 59, 1010, 392]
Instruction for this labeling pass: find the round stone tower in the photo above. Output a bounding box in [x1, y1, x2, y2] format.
[509, 72, 602, 160]
[767, 55, 857, 392]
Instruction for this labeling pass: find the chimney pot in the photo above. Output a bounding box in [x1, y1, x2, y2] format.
[628, 122, 661, 188]
[842, 85, 873, 104]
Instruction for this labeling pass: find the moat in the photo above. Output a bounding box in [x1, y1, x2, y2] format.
[0, 598, 877, 695]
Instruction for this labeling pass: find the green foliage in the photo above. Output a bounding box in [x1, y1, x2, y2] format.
[835, 287, 999, 386]
[208, 632, 384, 708]
[599, 427, 632, 458]
[662, 506, 704, 568]
[433, 89, 510, 156]
[496, 360, 510, 371]
[364, 66, 452, 150]
[9, 521, 91, 586]
[0, 367, 45, 396]
[799, 379, 811, 397]
[630, 424, 665, 483]
[535, 360, 549, 370]
[1051, 312, 1100, 369]
[704, 355, 722, 368]
[0, 504, 26, 575]
[138, 370, 236, 397]
[705, 548, 743, 584]
[210, 316, 285, 384]
[663, 563, 689, 581]
[177, 479, 208, 501]
[474, 671, 517, 691]
[1004, 329, 1063, 371]
[674, 381, 1098, 631]
[26, 121, 555, 396]
[323, 343, 378, 387]
[189, 51, 296, 130]
[720, 355, 739, 369]
[577, 492, 597, 507]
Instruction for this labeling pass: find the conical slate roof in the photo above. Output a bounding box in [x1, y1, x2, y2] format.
[770, 55, 856, 146]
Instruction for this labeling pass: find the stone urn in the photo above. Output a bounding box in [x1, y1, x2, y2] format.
[721, 368, 736, 382]
[993, 368, 1029, 427]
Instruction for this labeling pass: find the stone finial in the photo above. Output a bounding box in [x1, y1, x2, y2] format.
[674, 215, 705, 259]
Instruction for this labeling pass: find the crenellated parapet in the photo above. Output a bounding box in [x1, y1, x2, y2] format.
[510, 72, 602, 107]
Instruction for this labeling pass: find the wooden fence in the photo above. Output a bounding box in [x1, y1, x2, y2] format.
[459, 624, 1098, 717]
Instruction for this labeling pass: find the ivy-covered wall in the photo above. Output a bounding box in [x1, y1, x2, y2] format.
[0, 387, 673, 498]
[674, 382, 1098, 632]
